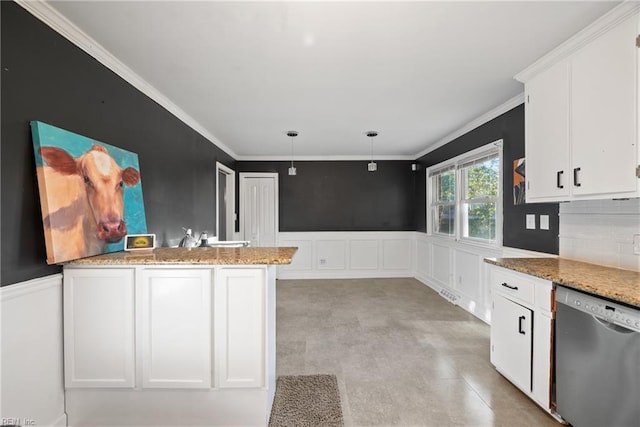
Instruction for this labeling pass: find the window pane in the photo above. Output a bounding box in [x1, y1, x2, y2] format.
[435, 170, 456, 203]
[464, 202, 496, 240]
[463, 157, 498, 199]
[434, 205, 455, 235]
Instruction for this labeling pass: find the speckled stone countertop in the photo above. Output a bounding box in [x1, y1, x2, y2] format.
[66, 246, 298, 266]
[486, 257, 640, 308]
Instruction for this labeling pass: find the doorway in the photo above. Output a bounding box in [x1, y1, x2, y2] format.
[216, 162, 235, 241]
[239, 173, 278, 247]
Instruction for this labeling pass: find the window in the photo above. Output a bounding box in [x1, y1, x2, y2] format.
[427, 141, 502, 245]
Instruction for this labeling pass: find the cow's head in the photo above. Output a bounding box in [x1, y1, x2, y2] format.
[40, 144, 141, 243]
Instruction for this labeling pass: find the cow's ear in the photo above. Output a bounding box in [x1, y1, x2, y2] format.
[122, 167, 140, 186]
[39, 147, 78, 175]
[91, 144, 109, 153]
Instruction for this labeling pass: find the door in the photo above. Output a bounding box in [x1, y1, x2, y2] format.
[525, 60, 571, 202]
[216, 162, 235, 241]
[240, 173, 278, 247]
[139, 268, 212, 388]
[214, 267, 267, 388]
[490, 294, 533, 392]
[63, 268, 135, 388]
[570, 15, 638, 196]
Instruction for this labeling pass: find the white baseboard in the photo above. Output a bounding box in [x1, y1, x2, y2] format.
[1, 274, 66, 427]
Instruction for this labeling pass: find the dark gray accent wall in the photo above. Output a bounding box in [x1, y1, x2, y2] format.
[235, 161, 415, 231]
[1, 2, 236, 286]
[414, 105, 559, 254]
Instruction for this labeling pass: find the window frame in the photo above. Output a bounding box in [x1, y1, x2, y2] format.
[426, 140, 503, 247]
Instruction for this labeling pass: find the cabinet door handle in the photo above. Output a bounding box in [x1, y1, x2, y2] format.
[518, 316, 526, 335]
[556, 171, 564, 189]
[573, 167, 581, 187]
[501, 282, 518, 291]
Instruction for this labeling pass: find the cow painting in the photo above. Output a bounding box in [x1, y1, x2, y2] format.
[32, 121, 147, 264]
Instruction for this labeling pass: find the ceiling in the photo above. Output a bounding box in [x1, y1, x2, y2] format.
[46, 1, 618, 160]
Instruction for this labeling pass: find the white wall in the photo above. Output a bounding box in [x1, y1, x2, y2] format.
[559, 199, 640, 271]
[1, 275, 66, 427]
[278, 231, 414, 279]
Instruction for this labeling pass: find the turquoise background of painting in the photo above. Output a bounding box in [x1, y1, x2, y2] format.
[31, 121, 147, 253]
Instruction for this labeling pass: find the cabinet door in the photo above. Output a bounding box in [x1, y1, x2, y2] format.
[525, 60, 571, 202]
[63, 268, 135, 388]
[215, 267, 266, 388]
[571, 15, 638, 197]
[490, 294, 533, 392]
[139, 269, 212, 388]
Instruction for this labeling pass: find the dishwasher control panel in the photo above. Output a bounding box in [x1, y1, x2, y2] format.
[556, 286, 640, 333]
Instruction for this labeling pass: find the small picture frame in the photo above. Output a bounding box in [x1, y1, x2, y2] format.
[124, 234, 156, 252]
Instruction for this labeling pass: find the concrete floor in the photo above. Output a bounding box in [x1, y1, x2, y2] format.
[275, 278, 562, 427]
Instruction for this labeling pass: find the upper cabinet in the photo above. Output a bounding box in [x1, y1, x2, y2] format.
[518, 7, 640, 202]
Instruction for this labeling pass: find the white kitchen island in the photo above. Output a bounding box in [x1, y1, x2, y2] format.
[62, 247, 296, 427]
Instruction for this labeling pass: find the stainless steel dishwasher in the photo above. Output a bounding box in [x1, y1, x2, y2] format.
[555, 286, 640, 427]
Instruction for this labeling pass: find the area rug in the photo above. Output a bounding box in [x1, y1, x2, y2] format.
[268, 374, 344, 427]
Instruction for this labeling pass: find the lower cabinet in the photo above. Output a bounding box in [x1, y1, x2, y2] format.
[490, 294, 533, 392]
[63, 268, 135, 388]
[62, 264, 275, 426]
[215, 267, 266, 388]
[488, 264, 555, 414]
[139, 268, 212, 388]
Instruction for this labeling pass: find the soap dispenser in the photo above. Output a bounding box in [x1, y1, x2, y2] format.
[179, 228, 197, 248]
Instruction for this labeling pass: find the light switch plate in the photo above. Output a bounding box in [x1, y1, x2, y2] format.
[526, 214, 536, 230]
[540, 215, 550, 230]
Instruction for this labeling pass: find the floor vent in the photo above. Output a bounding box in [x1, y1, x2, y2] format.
[439, 289, 459, 304]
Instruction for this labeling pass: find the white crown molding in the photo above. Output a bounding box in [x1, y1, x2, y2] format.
[413, 93, 524, 160]
[515, 1, 640, 83]
[236, 154, 416, 161]
[16, 0, 239, 160]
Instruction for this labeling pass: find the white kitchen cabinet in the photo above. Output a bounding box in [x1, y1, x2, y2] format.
[490, 294, 533, 392]
[489, 264, 555, 413]
[570, 15, 638, 197]
[520, 10, 639, 202]
[63, 268, 135, 388]
[63, 261, 278, 426]
[214, 267, 267, 388]
[524, 60, 570, 202]
[139, 268, 212, 389]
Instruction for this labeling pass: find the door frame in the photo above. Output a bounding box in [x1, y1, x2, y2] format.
[216, 162, 236, 241]
[239, 172, 279, 246]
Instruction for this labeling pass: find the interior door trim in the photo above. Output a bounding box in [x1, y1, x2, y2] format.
[239, 172, 279, 247]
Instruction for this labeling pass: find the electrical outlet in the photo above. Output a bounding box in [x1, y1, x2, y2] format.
[319, 258, 326, 265]
[634, 235, 640, 255]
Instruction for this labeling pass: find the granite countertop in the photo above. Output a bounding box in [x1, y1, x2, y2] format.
[66, 246, 298, 266]
[486, 257, 640, 308]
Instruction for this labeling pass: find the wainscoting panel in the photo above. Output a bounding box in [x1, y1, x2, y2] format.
[277, 232, 414, 279]
[382, 239, 412, 270]
[431, 243, 452, 287]
[1, 274, 66, 426]
[316, 240, 347, 270]
[349, 240, 379, 270]
[416, 238, 431, 278]
[453, 249, 482, 302]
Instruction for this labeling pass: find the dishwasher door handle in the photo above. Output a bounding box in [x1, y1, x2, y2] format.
[518, 316, 526, 335]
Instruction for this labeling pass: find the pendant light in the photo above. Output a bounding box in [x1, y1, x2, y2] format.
[287, 131, 298, 176]
[366, 131, 378, 172]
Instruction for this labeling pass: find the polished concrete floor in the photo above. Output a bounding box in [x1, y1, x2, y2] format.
[276, 278, 562, 427]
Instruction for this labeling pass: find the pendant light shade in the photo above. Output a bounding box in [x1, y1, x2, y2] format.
[287, 131, 298, 176]
[366, 131, 378, 172]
